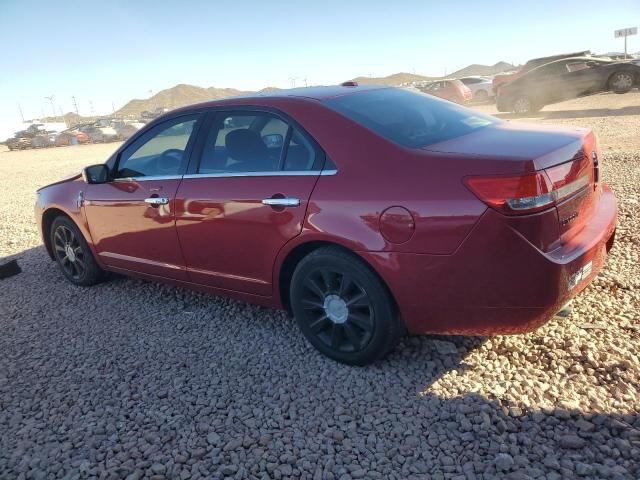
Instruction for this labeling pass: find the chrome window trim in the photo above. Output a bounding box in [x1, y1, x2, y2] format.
[113, 175, 183, 182]
[182, 169, 337, 179]
[112, 169, 338, 182]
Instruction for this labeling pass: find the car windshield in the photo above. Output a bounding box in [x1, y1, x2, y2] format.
[324, 88, 500, 148]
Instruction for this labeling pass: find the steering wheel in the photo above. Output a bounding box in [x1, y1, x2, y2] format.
[156, 148, 184, 173]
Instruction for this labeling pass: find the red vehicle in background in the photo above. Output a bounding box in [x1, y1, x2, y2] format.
[419, 79, 472, 103]
[35, 85, 617, 365]
[493, 51, 591, 94]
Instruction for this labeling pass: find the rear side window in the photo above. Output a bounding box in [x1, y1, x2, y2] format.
[324, 88, 500, 149]
[197, 112, 320, 174]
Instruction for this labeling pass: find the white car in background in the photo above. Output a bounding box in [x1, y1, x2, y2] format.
[459, 76, 494, 102]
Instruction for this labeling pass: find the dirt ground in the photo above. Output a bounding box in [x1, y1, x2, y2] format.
[473, 91, 640, 152]
[1, 92, 639, 479]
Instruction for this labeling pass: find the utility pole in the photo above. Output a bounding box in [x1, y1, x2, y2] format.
[59, 106, 66, 127]
[44, 95, 56, 117]
[18, 104, 25, 122]
[289, 77, 297, 88]
[89, 100, 95, 117]
[71, 96, 79, 116]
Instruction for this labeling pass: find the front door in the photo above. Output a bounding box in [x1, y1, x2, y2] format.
[175, 110, 326, 296]
[84, 114, 202, 279]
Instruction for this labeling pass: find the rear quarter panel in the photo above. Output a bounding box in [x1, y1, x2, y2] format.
[269, 99, 488, 257]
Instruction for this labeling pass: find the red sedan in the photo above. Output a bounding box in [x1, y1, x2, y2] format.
[419, 79, 472, 103]
[35, 85, 617, 365]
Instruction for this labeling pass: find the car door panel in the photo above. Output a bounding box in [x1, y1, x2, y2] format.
[84, 179, 188, 279]
[175, 175, 318, 295]
[84, 114, 202, 280]
[173, 109, 324, 296]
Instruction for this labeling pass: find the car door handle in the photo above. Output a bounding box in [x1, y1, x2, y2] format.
[262, 197, 300, 207]
[144, 196, 169, 206]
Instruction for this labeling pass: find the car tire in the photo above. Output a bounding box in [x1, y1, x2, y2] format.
[50, 216, 105, 286]
[290, 246, 404, 365]
[512, 96, 541, 115]
[474, 90, 489, 103]
[608, 71, 634, 94]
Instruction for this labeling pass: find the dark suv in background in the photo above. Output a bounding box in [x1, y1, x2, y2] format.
[497, 56, 640, 114]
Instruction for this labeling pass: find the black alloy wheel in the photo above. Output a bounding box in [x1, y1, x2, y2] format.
[300, 267, 375, 354]
[53, 224, 86, 281]
[290, 247, 403, 365]
[50, 216, 105, 286]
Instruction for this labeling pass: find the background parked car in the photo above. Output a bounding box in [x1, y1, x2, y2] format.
[459, 76, 494, 102]
[31, 133, 57, 148]
[497, 56, 640, 114]
[419, 79, 472, 103]
[55, 130, 90, 146]
[6, 137, 32, 150]
[112, 120, 144, 140]
[80, 125, 119, 143]
[492, 50, 591, 94]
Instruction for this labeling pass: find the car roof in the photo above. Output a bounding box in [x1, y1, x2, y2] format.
[520, 56, 612, 77]
[167, 84, 391, 115]
[525, 50, 591, 65]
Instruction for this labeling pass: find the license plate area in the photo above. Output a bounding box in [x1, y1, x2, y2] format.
[568, 260, 593, 290]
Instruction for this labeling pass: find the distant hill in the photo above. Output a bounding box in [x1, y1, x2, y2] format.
[348, 63, 516, 87]
[350, 72, 437, 86]
[448, 61, 516, 78]
[116, 84, 251, 117]
[57, 62, 519, 122]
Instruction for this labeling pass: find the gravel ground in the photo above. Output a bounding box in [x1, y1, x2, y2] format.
[1, 93, 639, 479]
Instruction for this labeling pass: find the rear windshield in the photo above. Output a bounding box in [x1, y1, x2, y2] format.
[324, 88, 500, 149]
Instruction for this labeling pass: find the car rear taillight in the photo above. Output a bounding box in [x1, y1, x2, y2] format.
[465, 156, 593, 215]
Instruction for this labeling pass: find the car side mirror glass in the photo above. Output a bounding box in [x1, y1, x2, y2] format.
[263, 133, 284, 148]
[82, 164, 110, 184]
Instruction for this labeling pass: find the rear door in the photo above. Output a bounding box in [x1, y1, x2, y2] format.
[84, 114, 202, 279]
[174, 109, 327, 296]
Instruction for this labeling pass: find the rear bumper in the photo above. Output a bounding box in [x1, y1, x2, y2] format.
[360, 184, 617, 335]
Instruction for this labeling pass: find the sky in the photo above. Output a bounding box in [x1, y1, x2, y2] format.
[0, 0, 639, 139]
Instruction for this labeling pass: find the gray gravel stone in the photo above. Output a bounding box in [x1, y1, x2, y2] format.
[495, 453, 515, 471]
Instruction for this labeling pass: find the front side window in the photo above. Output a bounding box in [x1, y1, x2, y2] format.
[325, 88, 500, 149]
[197, 112, 318, 174]
[117, 117, 198, 178]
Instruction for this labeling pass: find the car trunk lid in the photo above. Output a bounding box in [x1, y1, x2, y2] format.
[427, 122, 600, 251]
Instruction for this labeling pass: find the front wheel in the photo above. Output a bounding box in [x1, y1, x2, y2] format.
[290, 247, 403, 365]
[609, 71, 634, 94]
[51, 216, 105, 286]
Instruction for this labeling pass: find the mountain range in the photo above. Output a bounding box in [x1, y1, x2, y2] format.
[48, 61, 517, 121]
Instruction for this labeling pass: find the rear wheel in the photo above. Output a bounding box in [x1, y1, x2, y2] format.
[290, 247, 403, 365]
[474, 90, 489, 103]
[512, 96, 541, 115]
[609, 71, 634, 94]
[51, 216, 105, 286]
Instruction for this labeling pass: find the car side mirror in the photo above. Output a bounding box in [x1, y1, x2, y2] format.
[82, 164, 110, 184]
[262, 133, 284, 148]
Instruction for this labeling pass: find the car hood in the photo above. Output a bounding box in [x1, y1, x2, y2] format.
[37, 172, 82, 192]
[422, 121, 590, 170]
